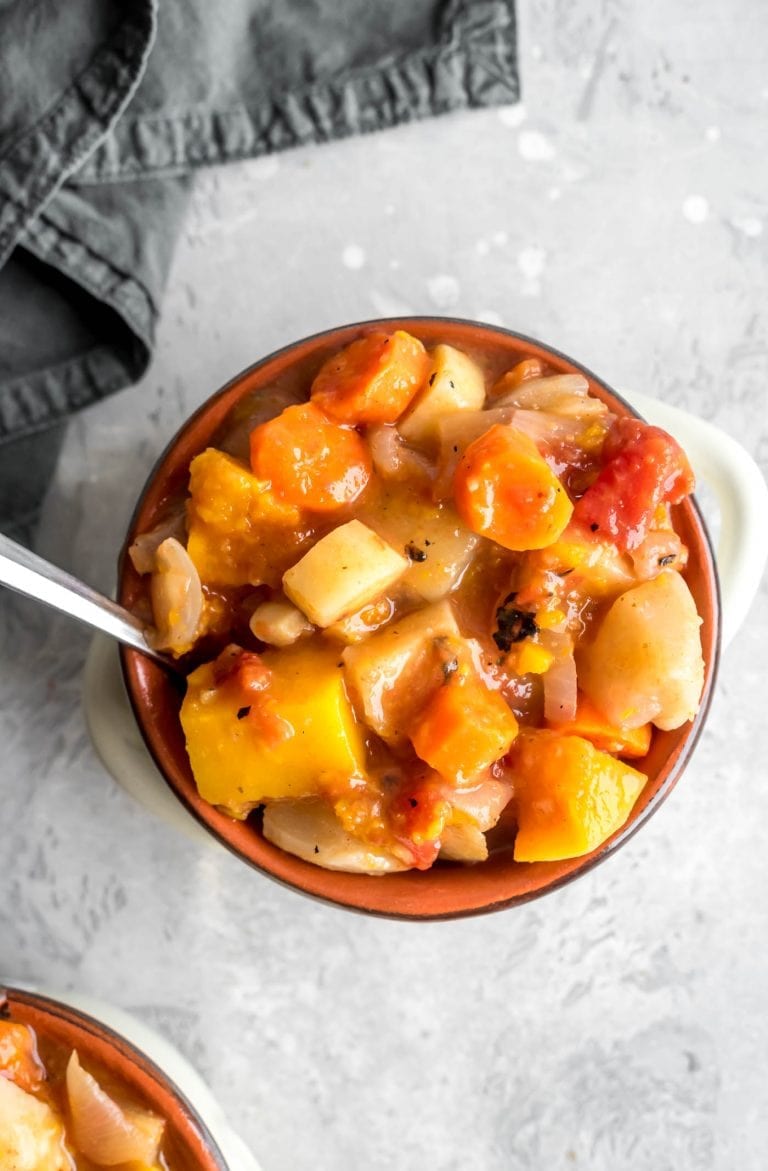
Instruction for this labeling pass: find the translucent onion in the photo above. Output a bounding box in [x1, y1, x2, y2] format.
[493, 373, 590, 410]
[543, 648, 578, 724]
[450, 777, 514, 832]
[127, 510, 186, 574]
[368, 425, 435, 487]
[507, 409, 586, 447]
[66, 1051, 164, 1166]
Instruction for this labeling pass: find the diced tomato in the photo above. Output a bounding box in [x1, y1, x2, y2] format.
[573, 417, 694, 551]
[389, 774, 449, 870]
[330, 768, 447, 870]
[211, 646, 291, 746]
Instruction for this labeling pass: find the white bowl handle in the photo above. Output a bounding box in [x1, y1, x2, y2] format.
[621, 389, 768, 648]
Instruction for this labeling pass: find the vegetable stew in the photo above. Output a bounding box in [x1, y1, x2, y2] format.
[128, 329, 705, 874]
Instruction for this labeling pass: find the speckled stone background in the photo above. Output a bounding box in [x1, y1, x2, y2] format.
[2, 2, 768, 1168]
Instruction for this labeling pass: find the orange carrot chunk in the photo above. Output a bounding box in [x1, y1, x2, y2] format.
[411, 676, 519, 785]
[453, 424, 573, 551]
[512, 730, 647, 862]
[311, 330, 429, 424]
[250, 402, 371, 511]
[491, 357, 545, 397]
[545, 691, 652, 759]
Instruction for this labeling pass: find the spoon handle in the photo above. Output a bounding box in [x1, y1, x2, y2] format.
[0, 533, 174, 670]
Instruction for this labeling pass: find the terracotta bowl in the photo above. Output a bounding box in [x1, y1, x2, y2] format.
[118, 318, 720, 920]
[3, 986, 228, 1170]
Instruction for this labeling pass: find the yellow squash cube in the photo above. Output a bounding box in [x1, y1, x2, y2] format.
[512, 730, 647, 862]
[181, 643, 367, 816]
[186, 448, 306, 587]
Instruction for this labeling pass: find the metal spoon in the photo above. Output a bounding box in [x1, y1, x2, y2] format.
[0, 532, 179, 672]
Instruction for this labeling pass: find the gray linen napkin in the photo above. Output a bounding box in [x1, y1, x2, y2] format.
[0, 0, 519, 536]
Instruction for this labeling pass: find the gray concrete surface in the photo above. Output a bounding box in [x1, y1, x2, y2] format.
[2, 1, 768, 1168]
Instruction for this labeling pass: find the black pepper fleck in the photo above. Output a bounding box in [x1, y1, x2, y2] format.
[590, 523, 599, 532]
[429, 373, 436, 386]
[658, 554, 675, 566]
[236, 706, 251, 720]
[493, 593, 538, 652]
[409, 798, 419, 808]
[405, 542, 427, 562]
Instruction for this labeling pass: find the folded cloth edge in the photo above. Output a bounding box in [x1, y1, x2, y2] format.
[0, 2, 156, 266]
[74, 0, 519, 184]
[0, 0, 519, 450]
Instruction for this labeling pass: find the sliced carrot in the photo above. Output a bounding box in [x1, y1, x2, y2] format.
[491, 357, 545, 397]
[410, 676, 518, 785]
[0, 1021, 45, 1093]
[310, 330, 429, 424]
[250, 402, 371, 512]
[546, 692, 652, 758]
[453, 424, 573, 551]
[511, 730, 647, 862]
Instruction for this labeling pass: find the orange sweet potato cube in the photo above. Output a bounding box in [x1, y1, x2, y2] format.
[411, 677, 518, 785]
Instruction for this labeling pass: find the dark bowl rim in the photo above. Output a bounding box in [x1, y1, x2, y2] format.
[118, 315, 722, 921]
[3, 985, 230, 1170]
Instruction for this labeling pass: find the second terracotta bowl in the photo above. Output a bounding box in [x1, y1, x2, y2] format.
[3, 986, 228, 1170]
[118, 318, 720, 920]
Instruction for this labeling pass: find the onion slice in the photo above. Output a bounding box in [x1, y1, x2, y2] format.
[66, 1051, 164, 1166]
[127, 510, 186, 574]
[493, 373, 591, 410]
[543, 648, 578, 724]
[367, 425, 435, 487]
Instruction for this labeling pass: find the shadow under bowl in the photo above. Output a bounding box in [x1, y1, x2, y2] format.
[118, 317, 720, 920]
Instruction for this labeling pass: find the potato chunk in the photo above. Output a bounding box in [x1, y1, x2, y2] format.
[263, 800, 407, 873]
[342, 600, 465, 743]
[283, 519, 409, 627]
[578, 570, 704, 731]
[181, 643, 367, 815]
[399, 344, 486, 445]
[0, 1075, 70, 1171]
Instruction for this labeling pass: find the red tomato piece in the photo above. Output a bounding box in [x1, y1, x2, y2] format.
[573, 418, 694, 550]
